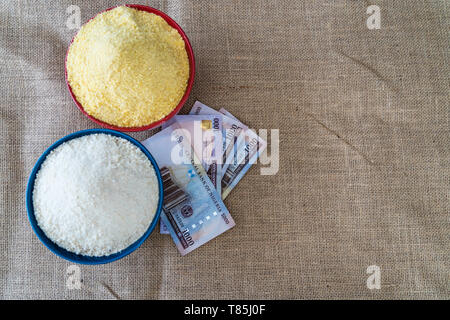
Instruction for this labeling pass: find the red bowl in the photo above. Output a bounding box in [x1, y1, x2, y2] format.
[65, 4, 195, 132]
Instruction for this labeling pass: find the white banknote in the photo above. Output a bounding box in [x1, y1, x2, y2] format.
[218, 108, 267, 199]
[160, 114, 223, 234]
[142, 122, 235, 254]
[189, 101, 247, 177]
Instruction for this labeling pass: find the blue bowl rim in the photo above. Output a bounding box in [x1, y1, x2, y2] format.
[26, 128, 163, 265]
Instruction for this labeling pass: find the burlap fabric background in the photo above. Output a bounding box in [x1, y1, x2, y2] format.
[0, 0, 448, 299]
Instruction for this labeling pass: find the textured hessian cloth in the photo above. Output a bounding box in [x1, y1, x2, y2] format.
[0, 0, 448, 299]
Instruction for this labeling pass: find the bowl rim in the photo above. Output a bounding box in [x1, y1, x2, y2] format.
[64, 4, 196, 132]
[26, 128, 164, 265]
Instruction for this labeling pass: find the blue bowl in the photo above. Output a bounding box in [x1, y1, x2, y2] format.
[26, 129, 163, 265]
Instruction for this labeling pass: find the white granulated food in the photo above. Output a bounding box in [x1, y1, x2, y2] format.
[33, 133, 160, 257]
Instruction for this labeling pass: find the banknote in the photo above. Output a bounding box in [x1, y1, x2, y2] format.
[160, 218, 170, 234]
[160, 115, 223, 234]
[219, 108, 267, 199]
[142, 122, 235, 255]
[161, 115, 223, 174]
[189, 101, 247, 176]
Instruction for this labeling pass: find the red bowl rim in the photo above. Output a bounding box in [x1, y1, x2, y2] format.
[64, 4, 196, 132]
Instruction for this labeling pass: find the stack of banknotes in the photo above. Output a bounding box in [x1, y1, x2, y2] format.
[142, 101, 267, 255]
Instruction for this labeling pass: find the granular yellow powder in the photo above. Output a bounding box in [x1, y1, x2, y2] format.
[66, 6, 189, 127]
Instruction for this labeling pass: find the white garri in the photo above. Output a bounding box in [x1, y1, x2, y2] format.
[32, 133, 159, 257]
